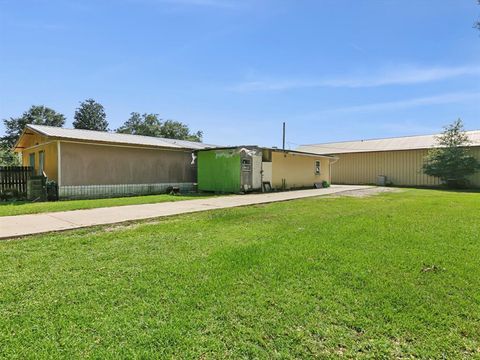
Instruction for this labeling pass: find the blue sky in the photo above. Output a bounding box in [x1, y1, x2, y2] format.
[1, 0, 479, 148]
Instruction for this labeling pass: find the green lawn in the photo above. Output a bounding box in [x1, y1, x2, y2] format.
[0, 193, 210, 217]
[1, 189, 479, 358]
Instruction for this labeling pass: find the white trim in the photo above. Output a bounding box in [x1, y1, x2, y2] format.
[57, 141, 62, 186]
[22, 140, 57, 152]
[58, 139, 193, 153]
[272, 149, 335, 160]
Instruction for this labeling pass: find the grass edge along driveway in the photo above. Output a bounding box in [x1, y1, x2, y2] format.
[1, 189, 480, 358]
[0, 193, 213, 217]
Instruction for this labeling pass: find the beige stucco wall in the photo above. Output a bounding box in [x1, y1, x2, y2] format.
[60, 142, 196, 186]
[331, 147, 480, 187]
[271, 151, 331, 189]
[22, 141, 58, 181]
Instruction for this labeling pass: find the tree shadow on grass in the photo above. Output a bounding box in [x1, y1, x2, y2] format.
[390, 185, 480, 194]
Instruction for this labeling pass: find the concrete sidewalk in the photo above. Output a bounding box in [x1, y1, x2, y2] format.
[0, 185, 371, 239]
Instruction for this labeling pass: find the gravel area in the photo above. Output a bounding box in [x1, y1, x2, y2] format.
[327, 186, 403, 198]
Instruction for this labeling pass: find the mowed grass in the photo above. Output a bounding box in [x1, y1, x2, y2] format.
[0, 193, 211, 217]
[1, 189, 480, 358]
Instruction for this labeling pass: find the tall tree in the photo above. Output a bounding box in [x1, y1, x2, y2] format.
[116, 113, 162, 137]
[423, 119, 480, 188]
[116, 113, 203, 142]
[2, 105, 66, 148]
[160, 120, 203, 142]
[476, 0, 480, 31]
[73, 99, 108, 131]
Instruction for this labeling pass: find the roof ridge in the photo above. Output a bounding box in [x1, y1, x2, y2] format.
[301, 129, 480, 147]
[28, 124, 203, 145]
[24, 124, 214, 150]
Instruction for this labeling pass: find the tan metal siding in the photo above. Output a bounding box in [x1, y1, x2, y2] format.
[60, 142, 195, 186]
[469, 147, 480, 186]
[331, 148, 480, 187]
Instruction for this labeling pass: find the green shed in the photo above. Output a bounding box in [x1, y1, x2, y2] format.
[197, 147, 263, 193]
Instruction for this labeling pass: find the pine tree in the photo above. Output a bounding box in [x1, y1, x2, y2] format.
[423, 119, 479, 188]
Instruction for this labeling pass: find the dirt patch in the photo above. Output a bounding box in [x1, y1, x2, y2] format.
[327, 187, 403, 198]
[103, 219, 162, 232]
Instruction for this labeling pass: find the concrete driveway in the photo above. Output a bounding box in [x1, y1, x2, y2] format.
[0, 185, 371, 239]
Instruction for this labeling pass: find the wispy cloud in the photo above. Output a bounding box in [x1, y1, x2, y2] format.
[230, 65, 480, 92]
[312, 91, 480, 115]
[152, 0, 243, 8]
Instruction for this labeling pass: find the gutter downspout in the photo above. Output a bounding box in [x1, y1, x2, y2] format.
[57, 141, 62, 186]
[329, 157, 339, 184]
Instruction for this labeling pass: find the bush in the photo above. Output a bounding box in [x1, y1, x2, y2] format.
[445, 179, 469, 189]
[0, 188, 25, 201]
[322, 180, 330, 188]
[46, 180, 59, 201]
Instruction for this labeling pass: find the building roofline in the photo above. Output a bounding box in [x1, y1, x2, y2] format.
[301, 129, 480, 147]
[14, 124, 215, 151]
[197, 145, 337, 159]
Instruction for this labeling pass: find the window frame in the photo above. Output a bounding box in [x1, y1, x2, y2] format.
[315, 160, 321, 175]
[29, 152, 35, 169]
[38, 151, 45, 175]
[241, 158, 252, 172]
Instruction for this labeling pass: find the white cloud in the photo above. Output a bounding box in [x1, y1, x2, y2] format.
[230, 65, 480, 92]
[314, 91, 480, 114]
[153, 0, 243, 8]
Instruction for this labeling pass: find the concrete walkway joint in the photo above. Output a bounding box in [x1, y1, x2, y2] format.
[0, 185, 371, 239]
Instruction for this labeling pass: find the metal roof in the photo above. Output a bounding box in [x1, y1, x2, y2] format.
[24, 124, 215, 150]
[196, 145, 337, 159]
[298, 130, 480, 155]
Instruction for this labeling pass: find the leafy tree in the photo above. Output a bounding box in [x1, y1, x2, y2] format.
[116, 113, 203, 142]
[423, 119, 480, 188]
[160, 120, 203, 142]
[116, 113, 163, 137]
[73, 99, 108, 131]
[2, 105, 66, 148]
[476, 0, 480, 31]
[0, 144, 21, 166]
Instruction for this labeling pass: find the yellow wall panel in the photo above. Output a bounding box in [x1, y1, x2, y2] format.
[22, 141, 58, 181]
[271, 152, 331, 189]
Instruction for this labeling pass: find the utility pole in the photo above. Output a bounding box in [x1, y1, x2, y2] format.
[282, 122, 286, 150]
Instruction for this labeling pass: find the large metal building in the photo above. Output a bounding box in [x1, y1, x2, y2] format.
[298, 131, 480, 187]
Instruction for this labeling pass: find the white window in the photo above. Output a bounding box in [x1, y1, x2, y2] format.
[242, 159, 251, 172]
[39, 151, 45, 176]
[315, 160, 321, 175]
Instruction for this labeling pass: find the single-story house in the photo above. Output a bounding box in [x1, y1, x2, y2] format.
[197, 146, 336, 193]
[298, 131, 480, 187]
[14, 124, 214, 199]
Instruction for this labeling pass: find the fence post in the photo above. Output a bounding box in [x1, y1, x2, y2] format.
[0, 166, 34, 197]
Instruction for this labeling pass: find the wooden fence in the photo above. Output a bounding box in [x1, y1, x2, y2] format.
[0, 166, 34, 194]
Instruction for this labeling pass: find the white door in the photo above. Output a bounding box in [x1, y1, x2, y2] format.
[252, 154, 262, 190]
[262, 162, 272, 184]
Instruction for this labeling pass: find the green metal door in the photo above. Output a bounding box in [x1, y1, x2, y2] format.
[197, 150, 241, 193]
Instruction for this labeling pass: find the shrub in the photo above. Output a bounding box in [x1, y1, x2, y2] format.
[322, 180, 330, 188]
[423, 119, 480, 187]
[46, 180, 59, 201]
[0, 188, 25, 201]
